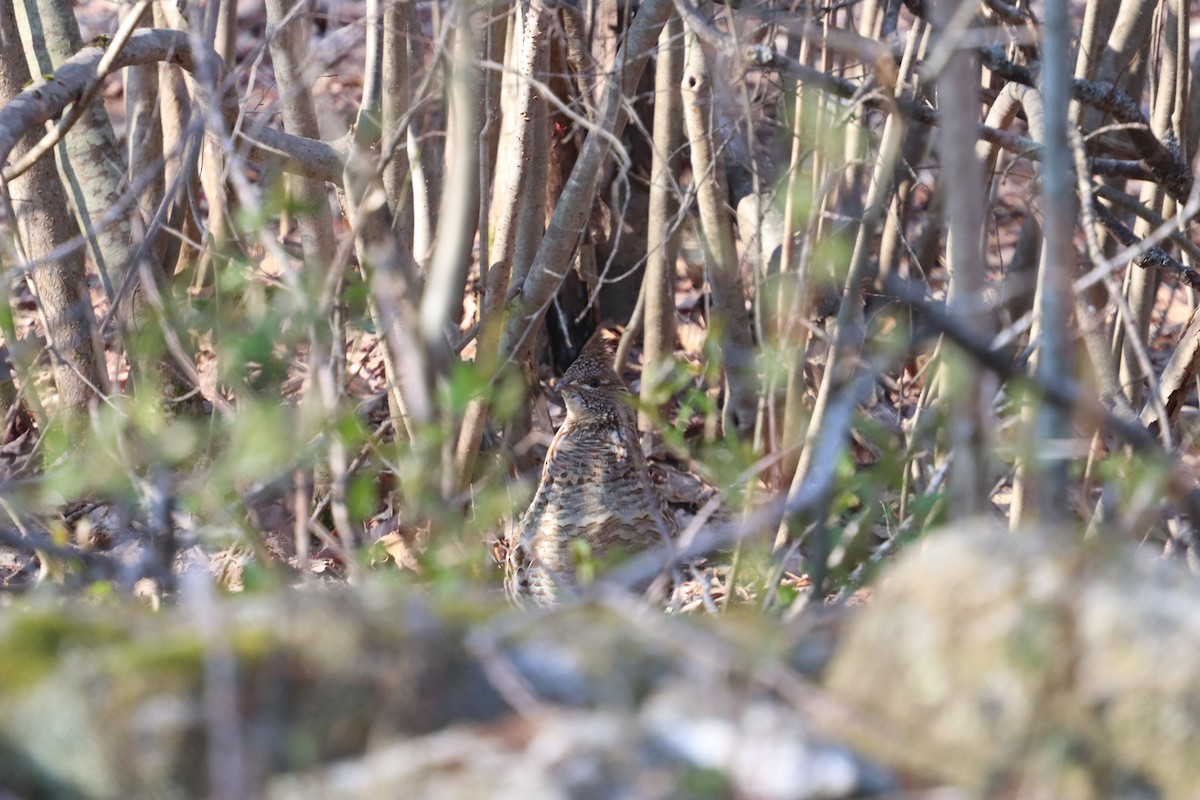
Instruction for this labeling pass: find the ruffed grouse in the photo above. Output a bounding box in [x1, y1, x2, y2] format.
[505, 344, 676, 605]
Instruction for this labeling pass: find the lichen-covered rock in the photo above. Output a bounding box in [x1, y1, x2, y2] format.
[0, 588, 885, 800]
[825, 518, 1200, 798]
[0, 586, 508, 799]
[266, 682, 892, 800]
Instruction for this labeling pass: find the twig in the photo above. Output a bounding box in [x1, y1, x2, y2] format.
[603, 370, 877, 595]
[0, 29, 347, 186]
[1092, 183, 1200, 265]
[978, 44, 1192, 202]
[744, 45, 1159, 186]
[1088, 201, 1200, 288]
[883, 277, 1200, 551]
[0, 526, 116, 574]
[3, 0, 152, 181]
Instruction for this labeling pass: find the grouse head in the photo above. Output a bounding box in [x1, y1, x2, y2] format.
[556, 343, 629, 423]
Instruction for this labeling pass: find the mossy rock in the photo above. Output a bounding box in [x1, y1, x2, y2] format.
[0, 586, 508, 799]
[0, 582, 866, 799]
[824, 518, 1200, 798]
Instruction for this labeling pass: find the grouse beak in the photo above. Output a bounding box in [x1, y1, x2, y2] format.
[555, 376, 574, 397]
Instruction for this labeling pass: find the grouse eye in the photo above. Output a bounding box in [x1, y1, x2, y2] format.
[586, 377, 601, 388]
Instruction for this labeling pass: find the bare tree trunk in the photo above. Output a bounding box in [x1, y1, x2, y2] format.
[1116, 0, 1186, 405]
[0, 339, 17, 424]
[1072, 0, 1123, 93]
[489, 3, 522, 240]
[198, 0, 236, 278]
[16, 0, 203, 412]
[775, 99, 907, 552]
[639, 14, 683, 428]
[1075, 0, 1155, 260]
[149, 0, 192, 209]
[680, 5, 756, 438]
[420, 2, 483, 369]
[511, 58, 549, 294]
[496, 0, 673, 364]
[0, 0, 105, 418]
[13, 0, 135, 305]
[344, 21, 432, 446]
[344, 166, 432, 438]
[935, 0, 991, 518]
[454, 0, 551, 489]
[123, 2, 164, 257]
[368, 1, 421, 440]
[152, 0, 201, 282]
[1011, 0, 1077, 527]
[265, 0, 357, 541]
[382, 0, 415, 241]
[775, 22, 819, 489]
[475, 4, 508, 320]
[264, 0, 339, 276]
[1077, 0, 1156, 128]
[407, 11, 441, 270]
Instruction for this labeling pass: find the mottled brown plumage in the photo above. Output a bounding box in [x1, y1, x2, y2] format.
[505, 344, 676, 605]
